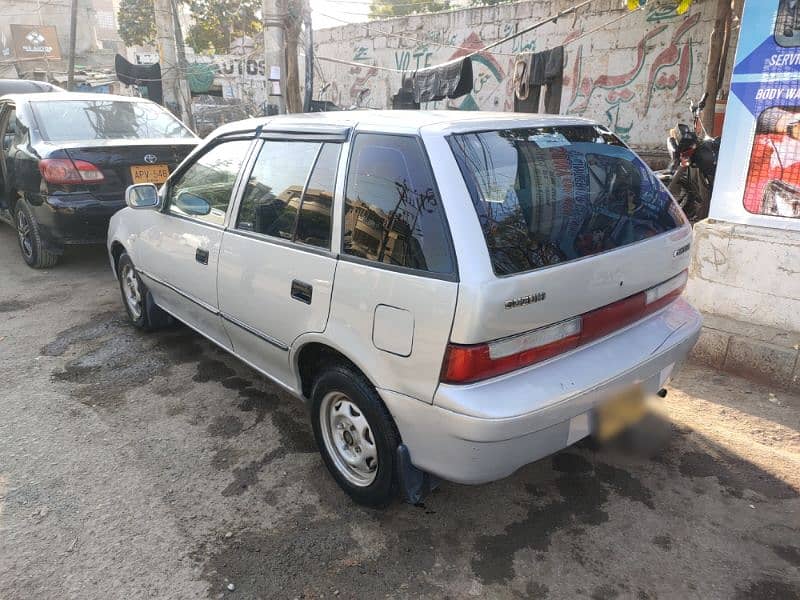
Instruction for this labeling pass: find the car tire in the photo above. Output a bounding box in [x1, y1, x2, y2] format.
[310, 364, 400, 507]
[117, 252, 172, 331]
[16, 198, 58, 268]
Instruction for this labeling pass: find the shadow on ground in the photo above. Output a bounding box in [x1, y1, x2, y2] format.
[39, 309, 800, 600]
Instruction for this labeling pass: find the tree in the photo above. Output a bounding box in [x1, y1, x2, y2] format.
[184, 0, 262, 54]
[117, 0, 262, 54]
[117, 0, 157, 47]
[369, 0, 450, 19]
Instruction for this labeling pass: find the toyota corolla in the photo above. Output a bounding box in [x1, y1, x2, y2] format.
[0, 93, 198, 267]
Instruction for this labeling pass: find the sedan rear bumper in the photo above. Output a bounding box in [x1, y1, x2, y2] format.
[31, 193, 125, 247]
[380, 299, 702, 485]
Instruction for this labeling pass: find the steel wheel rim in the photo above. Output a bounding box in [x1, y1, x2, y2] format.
[121, 264, 143, 320]
[320, 391, 378, 487]
[16, 210, 33, 259]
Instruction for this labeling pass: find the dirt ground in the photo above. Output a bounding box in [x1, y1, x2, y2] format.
[0, 226, 799, 600]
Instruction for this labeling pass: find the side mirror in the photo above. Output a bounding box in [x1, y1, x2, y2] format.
[125, 183, 161, 209]
[175, 190, 211, 216]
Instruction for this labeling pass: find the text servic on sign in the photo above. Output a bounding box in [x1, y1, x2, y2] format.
[710, 0, 800, 229]
[9, 24, 61, 60]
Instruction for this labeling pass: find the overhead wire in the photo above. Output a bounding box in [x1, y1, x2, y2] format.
[311, 0, 639, 75]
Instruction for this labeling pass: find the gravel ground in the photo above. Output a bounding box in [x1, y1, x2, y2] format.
[0, 226, 799, 600]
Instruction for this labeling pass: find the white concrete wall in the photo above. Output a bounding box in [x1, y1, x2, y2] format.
[313, 0, 719, 151]
[687, 220, 800, 335]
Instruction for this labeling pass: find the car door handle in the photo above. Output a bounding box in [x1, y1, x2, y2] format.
[195, 248, 209, 265]
[291, 280, 312, 304]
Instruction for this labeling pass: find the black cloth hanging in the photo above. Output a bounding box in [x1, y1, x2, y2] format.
[115, 53, 163, 106]
[410, 56, 473, 104]
[392, 75, 420, 110]
[526, 46, 564, 86]
[514, 46, 564, 114]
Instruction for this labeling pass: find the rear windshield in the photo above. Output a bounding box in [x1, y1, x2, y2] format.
[449, 126, 682, 276]
[31, 100, 194, 141]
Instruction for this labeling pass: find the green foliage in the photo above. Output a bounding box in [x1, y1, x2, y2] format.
[185, 0, 262, 54]
[117, 0, 156, 47]
[116, 0, 262, 54]
[369, 0, 450, 19]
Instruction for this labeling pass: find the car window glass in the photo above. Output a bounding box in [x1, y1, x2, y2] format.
[31, 100, 195, 141]
[343, 134, 453, 274]
[236, 140, 321, 241]
[13, 112, 27, 146]
[295, 143, 340, 248]
[2, 108, 15, 153]
[448, 126, 681, 275]
[168, 140, 251, 227]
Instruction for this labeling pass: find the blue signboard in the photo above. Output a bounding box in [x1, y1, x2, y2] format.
[711, 0, 800, 228]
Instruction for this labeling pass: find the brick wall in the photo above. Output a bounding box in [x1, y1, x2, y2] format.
[312, 0, 723, 152]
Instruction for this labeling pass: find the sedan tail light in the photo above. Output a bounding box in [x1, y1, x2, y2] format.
[39, 158, 105, 184]
[441, 270, 688, 385]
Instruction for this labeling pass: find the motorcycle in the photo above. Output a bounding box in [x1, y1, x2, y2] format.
[656, 93, 720, 223]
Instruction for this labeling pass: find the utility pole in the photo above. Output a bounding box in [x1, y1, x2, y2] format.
[154, 0, 193, 126]
[303, 0, 313, 113]
[263, 0, 287, 114]
[701, 0, 733, 134]
[285, 11, 302, 113]
[170, 0, 194, 129]
[66, 0, 78, 90]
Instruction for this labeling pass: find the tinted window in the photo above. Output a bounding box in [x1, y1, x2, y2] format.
[343, 134, 453, 274]
[168, 140, 251, 226]
[1, 108, 16, 153]
[449, 126, 682, 276]
[31, 100, 194, 141]
[296, 143, 340, 247]
[236, 140, 321, 240]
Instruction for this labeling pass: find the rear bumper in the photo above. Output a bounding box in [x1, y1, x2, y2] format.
[31, 193, 125, 247]
[380, 298, 701, 485]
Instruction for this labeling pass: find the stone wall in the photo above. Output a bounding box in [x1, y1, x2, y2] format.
[312, 0, 722, 152]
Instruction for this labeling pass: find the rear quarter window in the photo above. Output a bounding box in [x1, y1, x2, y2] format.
[342, 133, 454, 275]
[448, 126, 683, 276]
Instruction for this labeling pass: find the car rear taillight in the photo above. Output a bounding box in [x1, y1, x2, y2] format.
[645, 269, 688, 311]
[39, 158, 104, 184]
[441, 270, 688, 384]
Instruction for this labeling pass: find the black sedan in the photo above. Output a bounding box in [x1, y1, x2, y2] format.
[0, 93, 199, 267]
[0, 79, 64, 95]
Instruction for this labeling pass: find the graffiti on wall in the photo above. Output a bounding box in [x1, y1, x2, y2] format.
[443, 32, 507, 111]
[564, 11, 700, 140]
[314, 4, 711, 147]
[395, 45, 434, 71]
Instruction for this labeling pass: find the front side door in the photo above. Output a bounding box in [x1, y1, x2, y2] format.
[135, 138, 253, 349]
[218, 138, 341, 387]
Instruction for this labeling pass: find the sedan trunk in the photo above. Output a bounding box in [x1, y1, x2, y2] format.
[60, 140, 197, 199]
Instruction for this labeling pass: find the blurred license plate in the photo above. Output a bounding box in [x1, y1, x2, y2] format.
[131, 164, 169, 184]
[596, 385, 646, 441]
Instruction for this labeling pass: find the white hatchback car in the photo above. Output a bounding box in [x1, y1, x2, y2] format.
[108, 111, 701, 506]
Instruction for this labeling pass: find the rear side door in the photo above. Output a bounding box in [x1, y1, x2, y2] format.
[326, 132, 459, 403]
[135, 137, 254, 349]
[217, 133, 344, 387]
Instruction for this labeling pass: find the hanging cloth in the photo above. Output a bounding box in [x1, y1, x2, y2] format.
[514, 46, 564, 114]
[410, 56, 473, 104]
